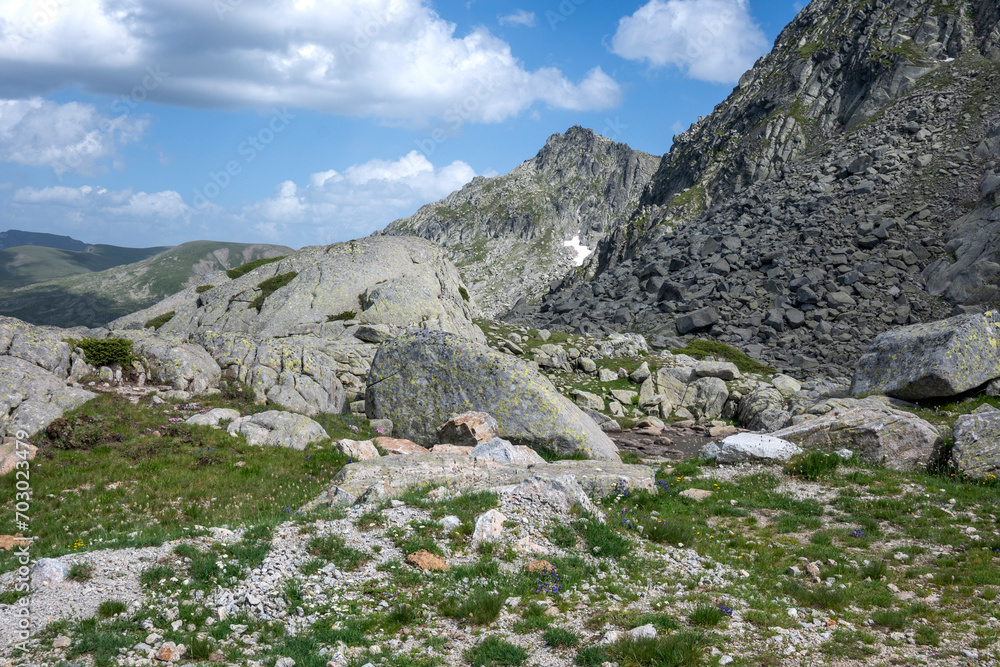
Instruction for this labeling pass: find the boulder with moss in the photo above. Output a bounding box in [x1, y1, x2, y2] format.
[850, 312, 1000, 401]
[365, 329, 620, 460]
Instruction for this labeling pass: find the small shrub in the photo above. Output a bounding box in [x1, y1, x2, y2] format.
[327, 310, 357, 322]
[69, 337, 134, 367]
[97, 599, 127, 617]
[784, 451, 840, 480]
[689, 604, 725, 627]
[464, 635, 528, 667]
[139, 564, 176, 590]
[249, 271, 298, 312]
[195, 285, 214, 293]
[440, 589, 504, 625]
[543, 627, 579, 647]
[459, 286, 470, 302]
[144, 311, 175, 330]
[68, 563, 94, 582]
[226, 255, 285, 279]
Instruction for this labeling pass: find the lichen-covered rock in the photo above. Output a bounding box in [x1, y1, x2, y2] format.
[118, 331, 221, 394]
[0, 317, 73, 379]
[185, 408, 241, 428]
[0, 356, 95, 438]
[736, 387, 792, 432]
[684, 377, 729, 421]
[952, 411, 1000, 478]
[471, 437, 546, 465]
[304, 454, 652, 508]
[227, 411, 327, 450]
[154, 236, 484, 343]
[195, 331, 350, 416]
[335, 439, 381, 461]
[771, 404, 943, 471]
[850, 312, 1000, 400]
[366, 330, 619, 460]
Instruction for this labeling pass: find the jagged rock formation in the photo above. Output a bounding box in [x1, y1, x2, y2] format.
[382, 127, 659, 316]
[507, 0, 1000, 377]
[0, 241, 289, 328]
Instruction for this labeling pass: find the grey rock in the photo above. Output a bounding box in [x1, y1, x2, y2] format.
[365, 330, 620, 460]
[850, 312, 1000, 400]
[685, 377, 729, 421]
[228, 410, 328, 450]
[737, 388, 792, 432]
[772, 404, 943, 471]
[598, 368, 618, 382]
[675, 307, 719, 334]
[120, 331, 221, 394]
[694, 360, 740, 381]
[471, 437, 546, 465]
[952, 411, 1000, 478]
[716, 433, 802, 464]
[335, 439, 381, 461]
[437, 412, 500, 447]
[629, 361, 651, 383]
[572, 389, 605, 411]
[32, 559, 68, 588]
[185, 408, 241, 428]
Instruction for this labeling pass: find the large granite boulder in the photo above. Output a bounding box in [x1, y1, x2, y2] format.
[850, 312, 1000, 401]
[715, 433, 802, 464]
[736, 387, 792, 432]
[226, 410, 328, 450]
[771, 402, 943, 471]
[0, 355, 94, 438]
[365, 330, 620, 460]
[952, 410, 1000, 478]
[144, 236, 483, 344]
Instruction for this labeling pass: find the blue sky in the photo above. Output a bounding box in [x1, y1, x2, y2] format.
[0, 0, 802, 250]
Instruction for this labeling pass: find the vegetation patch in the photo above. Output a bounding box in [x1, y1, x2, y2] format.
[670, 339, 776, 374]
[143, 311, 175, 330]
[67, 337, 135, 368]
[327, 310, 357, 322]
[249, 271, 298, 312]
[226, 255, 286, 280]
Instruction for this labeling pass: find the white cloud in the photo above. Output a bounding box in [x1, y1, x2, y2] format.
[4, 151, 476, 248]
[242, 150, 476, 242]
[0, 97, 147, 175]
[499, 10, 536, 27]
[0, 0, 620, 123]
[610, 0, 769, 84]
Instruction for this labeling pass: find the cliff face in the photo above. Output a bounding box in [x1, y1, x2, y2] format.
[506, 0, 1000, 377]
[382, 126, 659, 317]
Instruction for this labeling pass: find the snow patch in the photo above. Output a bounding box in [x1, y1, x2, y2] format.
[563, 232, 593, 267]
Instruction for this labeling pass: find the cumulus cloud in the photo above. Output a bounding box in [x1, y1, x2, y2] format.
[0, 0, 620, 123]
[0, 98, 147, 175]
[5, 151, 476, 248]
[242, 150, 476, 243]
[499, 10, 536, 27]
[610, 0, 769, 84]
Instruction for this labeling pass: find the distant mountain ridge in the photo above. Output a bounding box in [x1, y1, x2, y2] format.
[0, 229, 90, 252]
[0, 240, 292, 328]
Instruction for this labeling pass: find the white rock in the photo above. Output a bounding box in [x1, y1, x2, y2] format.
[628, 624, 657, 639]
[439, 515, 462, 531]
[716, 433, 802, 464]
[31, 558, 68, 588]
[472, 509, 506, 544]
[335, 439, 380, 461]
[185, 408, 241, 428]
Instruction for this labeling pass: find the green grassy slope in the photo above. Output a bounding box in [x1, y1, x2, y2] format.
[0, 243, 172, 287]
[0, 240, 292, 327]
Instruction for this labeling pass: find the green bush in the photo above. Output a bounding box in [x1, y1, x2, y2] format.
[97, 600, 127, 617]
[784, 451, 841, 480]
[68, 562, 94, 582]
[69, 338, 134, 367]
[226, 255, 285, 279]
[327, 310, 356, 322]
[144, 311, 175, 330]
[249, 271, 298, 312]
[459, 285, 470, 302]
[195, 285, 214, 293]
[464, 635, 528, 667]
[670, 339, 776, 374]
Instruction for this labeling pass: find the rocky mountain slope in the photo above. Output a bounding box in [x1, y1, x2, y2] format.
[0, 241, 290, 328]
[0, 243, 171, 288]
[506, 0, 1000, 377]
[0, 229, 90, 252]
[381, 126, 659, 317]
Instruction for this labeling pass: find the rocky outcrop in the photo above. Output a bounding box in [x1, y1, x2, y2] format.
[771, 400, 943, 471]
[365, 329, 620, 460]
[505, 2, 1000, 377]
[145, 237, 482, 344]
[383, 127, 659, 316]
[120, 331, 222, 394]
[951, 409, 1000, 478]
[0, 317, 94, 438]
[307, 454, 652, 508]
[226, 411, 328, 450]
[850, 312, 1000, 400]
